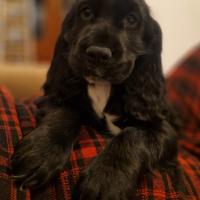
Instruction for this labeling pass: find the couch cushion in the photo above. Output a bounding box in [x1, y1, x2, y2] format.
[0, 46, 200, 199]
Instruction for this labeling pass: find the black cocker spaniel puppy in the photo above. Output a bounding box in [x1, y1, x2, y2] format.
[11, 0, 178, 199]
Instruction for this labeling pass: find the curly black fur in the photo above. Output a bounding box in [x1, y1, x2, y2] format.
[11, 0, 178, 199]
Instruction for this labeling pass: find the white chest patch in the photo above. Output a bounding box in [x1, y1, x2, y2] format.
[85, 77, 121, 135]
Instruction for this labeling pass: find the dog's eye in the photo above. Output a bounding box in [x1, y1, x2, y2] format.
[80, 7, 94, 21]
[124, 14, 138, 27]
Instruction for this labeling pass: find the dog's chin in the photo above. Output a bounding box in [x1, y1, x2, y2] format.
[84, 76, 105, 84]
[69, 58, 133, 85]
[82, 62, 135, 85]
[82, 66, 133, 85]
[84, 74, 130, 85]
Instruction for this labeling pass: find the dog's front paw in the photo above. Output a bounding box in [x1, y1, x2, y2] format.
[11, 126, 70, 189]
[73, 162, 134, 200]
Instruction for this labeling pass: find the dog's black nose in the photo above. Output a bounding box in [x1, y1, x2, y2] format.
[86, 46, 112, 63]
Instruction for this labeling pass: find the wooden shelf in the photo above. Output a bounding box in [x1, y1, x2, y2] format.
[0, 0, 35, 63]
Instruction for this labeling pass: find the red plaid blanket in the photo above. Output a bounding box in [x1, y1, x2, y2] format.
[0, 46, 200, 200]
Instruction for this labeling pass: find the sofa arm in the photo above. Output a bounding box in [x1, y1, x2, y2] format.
[0, 64, 48, 99]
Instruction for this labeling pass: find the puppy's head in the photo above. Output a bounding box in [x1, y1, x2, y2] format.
[45, 0, 165, 121]
[63, 0, 156, 84]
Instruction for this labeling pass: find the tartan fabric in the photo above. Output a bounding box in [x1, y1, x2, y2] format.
[0, 46, 200, 199]
[167, 45, 200, 157]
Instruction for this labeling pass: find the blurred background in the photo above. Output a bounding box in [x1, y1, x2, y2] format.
[146, 0, 200, 73]
[0, 0, 67, 63]
[0, 0, 199, 98]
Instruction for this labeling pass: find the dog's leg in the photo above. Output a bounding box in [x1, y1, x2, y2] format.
[11, 106, 80, 189]
[74, 120, 177, 200]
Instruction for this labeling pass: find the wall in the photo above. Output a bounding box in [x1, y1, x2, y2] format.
[145, 0, 200, 73]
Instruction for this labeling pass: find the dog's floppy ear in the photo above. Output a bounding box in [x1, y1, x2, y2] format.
[43, 2, 84, 105]
[124, 17, 165, 121]
[49, 0, 77, 58]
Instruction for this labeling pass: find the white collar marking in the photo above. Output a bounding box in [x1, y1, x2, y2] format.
[86, 77, 121, 135]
